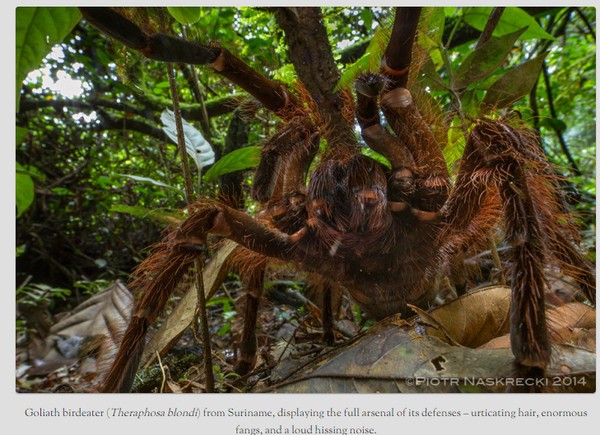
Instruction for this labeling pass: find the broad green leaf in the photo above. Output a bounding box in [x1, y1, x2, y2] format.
[419, 7, 445, 50]
[444, 117, 467, 171]
[167, 7, 202, 25]
[16, 162, 35, 218]
[16, 7, 81, 110]
[462, 7, 556, 41]
[203, 146, 261, 182]
[360, 8, 373, 32]
[453, 28, 527, 90]
[482, 52, 548, 110]
[161, 109, 215, 171]
[444, 7, 458, 18]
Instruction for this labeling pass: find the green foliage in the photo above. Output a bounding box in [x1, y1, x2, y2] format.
[72, 279, 112, 296]
[15, 7, 81, 110]
[462, 7, 556, 41]
[336, 24, 391, 91]
[482, 52, 548, 110]
[16, 162, 35, 218]
[110, 205, 183, 226]
[203, 146, 262, 183]
[17, 282, 71, 308]
[361, 147, 391, 169]
[453, 28, 527, 90]
[206, 296, 237, 337]
[167, 7, 202, 25]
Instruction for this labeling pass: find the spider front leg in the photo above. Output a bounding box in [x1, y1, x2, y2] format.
[101, 202, 306, 392]
[355, 8, 450, 213]
[79, 7, 298, 115]
[356, 74, 417, 199]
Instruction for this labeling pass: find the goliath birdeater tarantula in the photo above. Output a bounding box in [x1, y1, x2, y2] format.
[78, 7, 595, 392]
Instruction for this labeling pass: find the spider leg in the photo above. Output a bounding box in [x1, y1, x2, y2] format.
[253, 119, 320, 203]
[356, 8, 450, 212]
[440, 120, 595, 369]
[320, 281, 336, 345]
[379, 88, 450, 211]
[101, 230, 207, 392]
[356, 78, 443, 224]
[255, 125, 344, 348]
[381, 8, 422, 90]
[233, 254, 267, 377]
[79, 7, 298, 115]
[380, 8, 450, 211]
[101, 201, 311, 392]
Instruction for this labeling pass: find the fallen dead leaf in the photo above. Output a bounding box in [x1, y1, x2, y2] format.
[412, 285, 512, 348]
[24, 281, 133, 376]
[261, 315, 595, 393]
[141, 240, 238, 366]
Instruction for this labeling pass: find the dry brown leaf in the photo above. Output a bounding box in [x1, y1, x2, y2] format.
[263, 315, 595, 393]
[141, 240, 238, 366]
[548, 302, 595, 330]
[547, 303, 596, 352]
[478, 302, 596, 352]
[478, 334, 511, 350]
[25, 281, 133, 375]
[263, 288, 595, 393]
[413, 285, 512, 348]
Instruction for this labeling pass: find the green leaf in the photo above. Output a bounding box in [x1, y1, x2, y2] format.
[361, 147, 391, 169]
[16, 162, 35, 218]
[203, 146, 261, 183]
[444, 7, 458, 18]
[16, 244, 27, 257]
[540, 117, 568, 133]
[419, 7, 445, 50]
[444, 117, 467, 171]
[16, 7, 81, 111]
[419, 55, 450, 91]
[273, 63, 297, 87]
[482, 52, 548, 110]
[167, 7, 202, 25]
[335, 24, 391, 91]
[110, 204, 182, 224]
[453, 28, 527, 90]
[360, 8, 373, 32]
[462, 7, 556, 41]
[16, 127, 28, 145]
